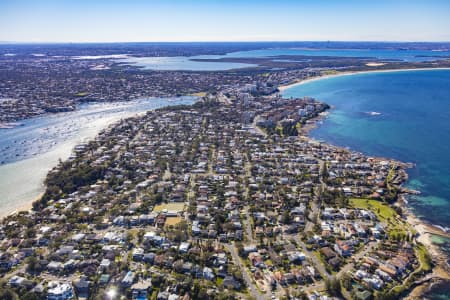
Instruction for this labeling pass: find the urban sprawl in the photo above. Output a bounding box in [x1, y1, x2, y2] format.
[0, 45, 448, 300]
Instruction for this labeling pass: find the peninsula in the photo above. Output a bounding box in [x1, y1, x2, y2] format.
[1, 50, 449, 299]
[3, 0, 450, 297]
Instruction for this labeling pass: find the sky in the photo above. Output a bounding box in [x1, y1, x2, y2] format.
[1, 0, 450, 43]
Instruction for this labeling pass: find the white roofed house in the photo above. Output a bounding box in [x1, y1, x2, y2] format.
[47, 281, 74, 300]
[342, 187, 352, 196]
[71, 233, 85, 243]
[203, 267, 215, 280]
[121, 271, 135, 287]
[47, 261, 63, 273]
[178, 242, 190, 253]
[132, 247, 145, 261]
[8, 275, 35, 289]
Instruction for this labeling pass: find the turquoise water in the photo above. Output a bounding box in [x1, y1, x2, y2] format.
[282, 69, 450, 231]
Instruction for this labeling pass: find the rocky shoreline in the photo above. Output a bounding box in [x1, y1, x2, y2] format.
[281, 72, 450, 299]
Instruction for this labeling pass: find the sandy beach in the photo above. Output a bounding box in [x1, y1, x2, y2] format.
[404, 206, 450, 258]
[1, 192, 43, 219]
[0, 97, 197, 221]
[278, 67, 450, 92]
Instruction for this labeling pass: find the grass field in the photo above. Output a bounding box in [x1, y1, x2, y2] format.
[153, 203, 185, 213]
[165, 217, 183, 227]
[416, 244, 432, 272]
[350, 198, 409, 237]
[349, 198, 396, 221]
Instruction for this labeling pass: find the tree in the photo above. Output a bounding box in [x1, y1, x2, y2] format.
[21, 292, 40, 300]
[325, 276, 341, 297]
[281, 210, 291, 224]
[0, 288, 19, 300]
[292, 290, 308, 300]
[151, 274, 163, 287]
[137, 229, 145, 243]
[235, 242, 245, 257]
[26, 256, 39, 273]
[341, 274, 352, 291]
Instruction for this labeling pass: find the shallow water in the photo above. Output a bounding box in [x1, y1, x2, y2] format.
[0, 96, 195, 216]
[282, 69, 450, 230]
[282, 69, 450, 297]
[118, 48, 450, 71]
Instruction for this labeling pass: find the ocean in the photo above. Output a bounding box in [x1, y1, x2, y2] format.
[282, 69, 450, 298]
[283, 70, 450, 229]
[282, 69, 450, 231]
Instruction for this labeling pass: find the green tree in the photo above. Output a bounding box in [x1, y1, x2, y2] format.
[21, 292, 40, 300]
[0, 288, 19, 300]
[281, 210, 291, 224]
[341, 274, 352, 291]
[325, 276, 341, 297]
[26, 256, 39, 273]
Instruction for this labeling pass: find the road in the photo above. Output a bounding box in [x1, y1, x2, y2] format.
[242, 156, 255, 244]
[337, 241, 378, 277]
[225, 243, 268, 300]
[287, 237, 378, 298]
[305, 159, 325, 232]
[243, 206, 255, 244]
[251, 116, 268, 138]
[290, 235, 328, 279]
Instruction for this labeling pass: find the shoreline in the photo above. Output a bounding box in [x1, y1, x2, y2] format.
[280, 66, 450, 241]
[280, 68, 450, 297]
[301, 110, 450, 255]
[1, 192, 43, 219]
[302, 114, 450, 299]
[0, 97, 197, 220]
[278, 67, 450, 92]
[2, 66, 450, 297]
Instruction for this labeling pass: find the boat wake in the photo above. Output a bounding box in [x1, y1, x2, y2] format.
[365, 111, 382, 116]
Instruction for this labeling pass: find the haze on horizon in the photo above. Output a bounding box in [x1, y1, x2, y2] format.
[1, 0, 450, 43]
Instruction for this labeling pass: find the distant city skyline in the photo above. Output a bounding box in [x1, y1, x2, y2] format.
[1, 0, 450, 43]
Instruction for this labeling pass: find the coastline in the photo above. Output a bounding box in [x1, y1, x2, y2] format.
[403, 205, 450, 299]
[278, 67, 450, 92]
[280, 68, 450, 297]
[306, 113, 450, 259]
[2, 66, 450, 298]
[303, 108, 450, 300]
[1, 192, 43, 219]
[280, 66, 450, 238]
[0, 97, 198, 220]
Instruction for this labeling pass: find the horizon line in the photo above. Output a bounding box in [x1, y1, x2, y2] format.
[1, 40, 450, 45]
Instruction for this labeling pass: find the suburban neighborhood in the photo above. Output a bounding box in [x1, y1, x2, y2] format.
[0, 84, 429, 300]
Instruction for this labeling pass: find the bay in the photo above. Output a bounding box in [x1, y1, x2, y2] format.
[118, 48, 450, 71]
[0, 96, 196, 217]
[282, 69, 450, 231]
